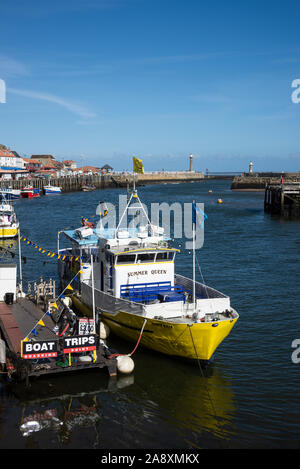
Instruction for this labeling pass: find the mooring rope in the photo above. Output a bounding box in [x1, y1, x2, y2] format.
[128, 318, 148, 356]
[108, 318, 148, 359]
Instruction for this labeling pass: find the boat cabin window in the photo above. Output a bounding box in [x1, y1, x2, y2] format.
[156, 251, 174, 261]
[116, 254, 137, 264]
[136, 253, 155, 263]
[81, 249, 90, 263]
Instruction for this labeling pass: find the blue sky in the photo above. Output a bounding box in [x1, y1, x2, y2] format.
[1, 0, 300, 172]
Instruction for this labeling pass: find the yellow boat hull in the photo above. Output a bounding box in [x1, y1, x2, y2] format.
[72, 295, 238, 361]
[0, 227, 19, 238]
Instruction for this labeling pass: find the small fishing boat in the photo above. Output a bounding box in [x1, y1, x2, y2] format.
[21, 186, 40, 198]
[43, 184, 62, 195]
[81, 184, 96, 192]
[0, 201, 19, 238]
[57, 189, 238, 362]
[0, 187, 21, 200]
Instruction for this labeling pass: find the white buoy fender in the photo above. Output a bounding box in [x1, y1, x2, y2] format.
[116, 355, 135, 374]
[78, 355, 92, 363]
[20, 421, 41, 437]
[99, 321, 110, 339]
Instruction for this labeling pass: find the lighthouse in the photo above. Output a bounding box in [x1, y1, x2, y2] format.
[249, 161, 253, 174]
[189, 154, 194, 172]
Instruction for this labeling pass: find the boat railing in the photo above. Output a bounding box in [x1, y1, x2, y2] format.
[82, 280, 146, 316]
[58, 247, 74, 255]
[120, 281, 185, 304]
[175, 273, 229, 299]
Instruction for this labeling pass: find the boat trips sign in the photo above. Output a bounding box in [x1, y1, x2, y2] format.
[21, 340, 58, 359]
[63, 334, 98, 353]
[21, 334, 98, 358]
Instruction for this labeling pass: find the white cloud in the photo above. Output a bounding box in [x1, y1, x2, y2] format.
[0, 55, 29, 78]
[7, 87, 96, 118]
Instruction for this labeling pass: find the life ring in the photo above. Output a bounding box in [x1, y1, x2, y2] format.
[81, 217, 95, 229]
[84, 221, 95, 228]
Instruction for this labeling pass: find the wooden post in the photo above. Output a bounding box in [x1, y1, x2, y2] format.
[280, 188, 285, 216]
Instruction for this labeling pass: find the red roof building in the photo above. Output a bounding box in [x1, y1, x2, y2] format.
[23, 158, 42, 172]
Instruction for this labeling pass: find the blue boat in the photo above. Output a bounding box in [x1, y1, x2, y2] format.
[43, 185, 62, 195]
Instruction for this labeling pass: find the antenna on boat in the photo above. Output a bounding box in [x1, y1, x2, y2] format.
[115, 190, 151, 236]
[115, 156, 150, 236]
[133, 170, 136, 192]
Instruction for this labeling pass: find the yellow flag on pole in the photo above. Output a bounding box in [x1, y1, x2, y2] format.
[133, 156, 144, 174]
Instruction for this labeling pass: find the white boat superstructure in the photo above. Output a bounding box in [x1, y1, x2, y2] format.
[44, 184, 62, 194]
[0, 201, 19, 238]
[57, 189, 238, 360]
[0, 188, 21, 200]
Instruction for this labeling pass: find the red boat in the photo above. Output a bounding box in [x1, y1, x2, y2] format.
[21, 186, 40, 198]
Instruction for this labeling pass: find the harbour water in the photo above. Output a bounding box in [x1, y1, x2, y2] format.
[1, 179, 300, 449]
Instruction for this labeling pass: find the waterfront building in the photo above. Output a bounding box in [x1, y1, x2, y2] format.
[30, 154, 56, 167]
[23, 158, 43, 173]
[80, 165, 101, 175]
[0, 148, 29, 180]
[63, 160, 77, 170]
[101, 164, 113, 173]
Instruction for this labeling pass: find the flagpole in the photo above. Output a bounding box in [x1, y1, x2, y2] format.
[18, 228, 23, 295]
[192, 200, 196, 313]
[91, 249, 95, 325]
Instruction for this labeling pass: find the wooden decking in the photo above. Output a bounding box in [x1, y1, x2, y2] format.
[0, 301, 23, 354]
[264, 183, 300, 217]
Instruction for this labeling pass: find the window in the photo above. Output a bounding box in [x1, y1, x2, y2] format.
[156, 251, 174, 261]
[117, 254, 136, 264]
[136, 253, 155, 263]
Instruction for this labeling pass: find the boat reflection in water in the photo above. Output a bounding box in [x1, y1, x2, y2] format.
[12, 352, 236, 447]
[14, 372, 134, 444]
[128, 351, 237, 446]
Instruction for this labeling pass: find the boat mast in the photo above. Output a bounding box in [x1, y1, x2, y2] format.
[115, 185, 151, 236]
[192, 200, 196, 313]
[18, 228, 23, 294]
[91, 248, 96, 325]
